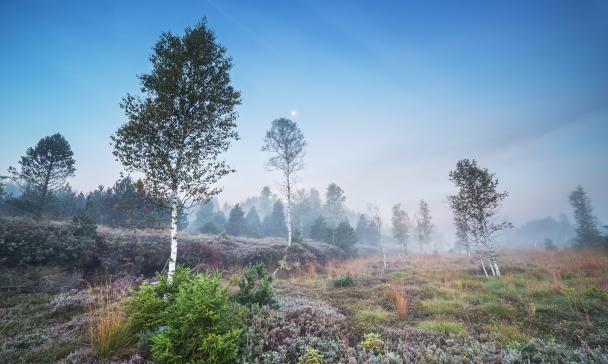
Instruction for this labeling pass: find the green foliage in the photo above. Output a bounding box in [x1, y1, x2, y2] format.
[262, 200, 288, 237]
[8, 133, 76, 217]
[298, 348, 324, 364]
[72, 209, 97, 237]
[333, 275, 354, 287]
[235, 262, 276, 307]
[359, 333, 384, 354]
[226, 204, 245, 236]
[333, 221, 357, 256]
[125, 267, 243, 363]
[478, 302, 513, 318]
[544, 238, 557, 251]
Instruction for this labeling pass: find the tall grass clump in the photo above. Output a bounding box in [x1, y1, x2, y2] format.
[385, 284, 408, 319]
[418, 318, 465, 336]
[87, 282, 135, 358]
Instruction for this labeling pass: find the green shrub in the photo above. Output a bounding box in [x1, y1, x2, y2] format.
[234, 262, 276, 307]
[126, 267, 244, 363]
[72, 209, 97, 237]
[333, 275, 354, 287]
[298, 348, 324, 364]
[359, 333, 384, 354]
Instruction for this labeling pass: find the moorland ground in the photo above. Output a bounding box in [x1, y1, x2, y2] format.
[1, 221, 607, 363]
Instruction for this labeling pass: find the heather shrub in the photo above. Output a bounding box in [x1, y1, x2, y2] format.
[240, 297, 349, 363]
[126, 267, 243, 364]
[234, 262, 276, 307]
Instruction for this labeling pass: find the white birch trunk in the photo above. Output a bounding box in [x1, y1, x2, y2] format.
[489, 258, 496, 276]
[167, 189, 179, 284]
[382, 246, 387, 272]
[489, 246, 501, 277]
[480, 258, 489, 277]
[286, 175, 292, 247]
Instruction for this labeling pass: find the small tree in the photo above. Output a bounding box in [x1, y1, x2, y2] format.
[8, 133, 76, 218]
[262, 118, 306, 246]
[262, 200, 288, 237]
[449, 159, 511, 277]
[310, 216, 330, 243]
[569, 186, 602, 248]
[391, 203, 410, 254]
[324, 183, 346, 227]
[334, 221, 357, 256]
[112, 20, 240, 282]
[226, 204, 245, 236]
[244, 207, 263, 238]
[415, 200, 433, 253]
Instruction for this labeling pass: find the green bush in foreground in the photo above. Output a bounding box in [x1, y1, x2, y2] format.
[235, 262, 276, 307]
[333, 275, 354, 287]
[298, 348, 324, 364]
[359, 333, 384, 354]
[126, 267, 243, 364]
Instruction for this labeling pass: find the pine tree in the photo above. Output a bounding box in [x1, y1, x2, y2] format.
[334, 221, 357, 256]
[310, 216, 331, 243]
[244, 206, 263, 238]
[324, 183, 346, 227]
[227, 204, 245, 236]
[569, 186, 602, 248]
[263, 200, 288, 237]
[355, 214, 369, 244]
[8, 133, 76, 218]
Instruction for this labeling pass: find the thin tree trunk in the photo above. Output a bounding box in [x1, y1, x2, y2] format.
[489, 257, 496, 276]
[37, 165, 52, 218]
[480, 258, 489, 277]
[167, 189, 179, 284]
[382, 246, 387, 272]
[490, 248, 501, 277]
[286, 174, 292, 246]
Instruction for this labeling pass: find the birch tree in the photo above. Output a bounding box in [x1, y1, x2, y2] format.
[391, 203, 410, 254]
[415, 200, 433, 253]
[262, 118, 306, 246]
[112, 20, 240, 282]
[448, 159, 511, 277]
[8, 133, 76, 218]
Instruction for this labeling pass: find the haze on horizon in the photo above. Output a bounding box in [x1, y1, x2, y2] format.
[1, 0, 607, 240]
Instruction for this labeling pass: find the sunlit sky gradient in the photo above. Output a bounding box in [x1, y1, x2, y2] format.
[1, 0, 607, 239]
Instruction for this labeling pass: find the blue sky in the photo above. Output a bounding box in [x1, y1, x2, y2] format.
[1, 0, 607, 239]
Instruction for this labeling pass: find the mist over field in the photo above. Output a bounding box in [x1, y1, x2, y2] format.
[1, 1, 608, 363]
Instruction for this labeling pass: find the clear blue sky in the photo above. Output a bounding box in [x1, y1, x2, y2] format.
[1, 0, 607, 239]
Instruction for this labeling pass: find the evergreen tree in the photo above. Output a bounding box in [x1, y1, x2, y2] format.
[355, 214, 369, 244]
[569, 186, 602, 248]
[111, 20, 240, 282]
[258, 186, 274, 219]
[244, 206, 263, 238]
[310, 216, 331, 243]
[263, 200, 288, 237]
[367, 219, 381, 245]
[334, 221, 357, 256]
[227, 204, 245, 236]
[8, 133, 76, 218]
[194, 201, 216, 231]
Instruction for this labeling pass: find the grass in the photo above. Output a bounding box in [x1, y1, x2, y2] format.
[477, 302, 514, 318]
[87, 283, 135, 358]
[422, 298, 464, 315]
[489, 324, 530, 348]
[418, 318, 465, 336]
[385, 283, 408, 319]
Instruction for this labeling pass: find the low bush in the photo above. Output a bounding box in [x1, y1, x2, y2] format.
[298, 348, 324, 364]
[359, 332, 384, 354]
[333, 275, 354, 287]
[125, 267, 244, 364]
[234, 262, 276, 307]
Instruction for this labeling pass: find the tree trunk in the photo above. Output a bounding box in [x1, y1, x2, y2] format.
[167, 189, 179, 284]
[480, 258, 489, 277]
[382, 246, 387, 272]
[286, 175, 292, 246]
[489, 258, 496, 276]
[37, 165, 53, 218]
[490, 248, 501, 277]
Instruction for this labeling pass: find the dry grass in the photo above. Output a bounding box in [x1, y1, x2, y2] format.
[385, 283, 408, 320]
[87, 282, 134, 358]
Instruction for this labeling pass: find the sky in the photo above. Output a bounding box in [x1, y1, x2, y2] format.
[1, 0, 607, 240]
